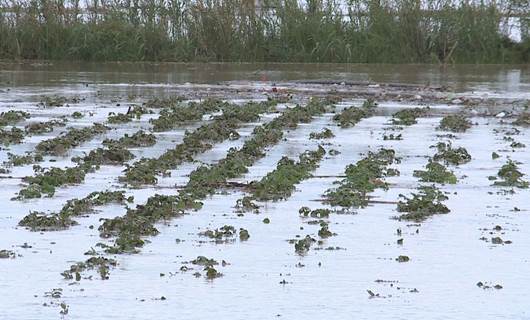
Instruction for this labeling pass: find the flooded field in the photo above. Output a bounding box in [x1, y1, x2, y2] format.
[1, 62, 530, 319]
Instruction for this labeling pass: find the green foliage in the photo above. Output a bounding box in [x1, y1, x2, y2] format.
[438, 114, 472, 132]
[324, 148, 399, 208]
[392, 107, 427, 126]
[333, 99, 377, 128]
[413, 160, 458, 184]
[397, 185, 450, 221]
[492, 160, 529, 188]
[0, 0, 526, 63]
[432, 142, 471, 165]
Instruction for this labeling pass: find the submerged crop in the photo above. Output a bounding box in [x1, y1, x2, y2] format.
[18, 191, 132, 231]
[121, 100, 277, 186]
[0, 110, 30, 126]
[432, 142, 471, 165]
[392, 107, 427, 126]
[438, 114, 472, 132]
[333, 99, 377, 128]
[397, 185, 450, 221]
[242, 146, 325, 202]
[35, 123, 108, 156]
[324, 148, 399, 208]
[491, 160, 528, 188]
[413, 160, 457, 184]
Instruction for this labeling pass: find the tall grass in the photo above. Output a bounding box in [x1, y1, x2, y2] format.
[0, 0, 528, 63]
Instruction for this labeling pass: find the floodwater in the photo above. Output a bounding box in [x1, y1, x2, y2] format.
[0, 62, 529, 319]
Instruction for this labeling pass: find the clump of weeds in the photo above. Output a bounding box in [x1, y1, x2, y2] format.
[491, 160, 528, 188]
[438, 114, 472, 132]
[432, 142, 471, 165]
[333, 99, 377, 128]
[397, 185, 450, 221]
[413, 160, 457, 184]
[391, 107, 428, 126]
[309, 128, 334, 139]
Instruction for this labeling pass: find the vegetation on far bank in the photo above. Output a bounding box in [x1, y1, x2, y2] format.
[0, 0, 528, 64]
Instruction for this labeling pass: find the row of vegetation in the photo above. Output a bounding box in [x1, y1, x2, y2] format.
[324, 148, 399, 208]
[19, 191, 133, 231]
[0, 0, 527, 63]
[121, 100, 277, 186]
[58, 99, 327, 280]
[236, 146, 326, 212]
[95, 99, 329, 257]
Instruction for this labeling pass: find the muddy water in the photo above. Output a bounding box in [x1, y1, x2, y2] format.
[0, 63, 529, 319]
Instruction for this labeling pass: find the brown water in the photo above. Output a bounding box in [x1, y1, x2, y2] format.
[1, 62, 529, 94]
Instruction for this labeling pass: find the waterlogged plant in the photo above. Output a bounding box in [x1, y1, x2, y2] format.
[0, 127, 24, 145]
[98, 99, 328, 256]
[491, 160, 529, 188]
[392, 107, 427, 126]
[103, 130, 156, 148]
[5, 152, 43, 166]
[25, 119, 67, 135]
[99, 194, 202, 253]
[513, 113, 530, 126]
[107, 105, 152, 123]
[150, 98, 229, 131]
[36, 123, 108, 156]
[309, 128, 334, 139]
[19, 191, 132, 231]
[39, 96, 82, 108]
[199, 225, 236, 241]
[438, 114, 472, 132]
[121, 100, 277, 186]
[293, 235, 317, 255]
[299, 207, 331, 218]
[324, 148, 399, 208]
[318, 222, 334, 238]
[19, 212, 77, 231]
[0, 250, 16, 259]
[17, 146, 133, 199]
[61, 256, 117, 280]
[333, 99, 377, 128]
[243, 146, 325, 202]
[432, 142, 471, 165]
[413, 160, 458, 184]
[0, 110, 30, 126]
[397, 186, 450, 221]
